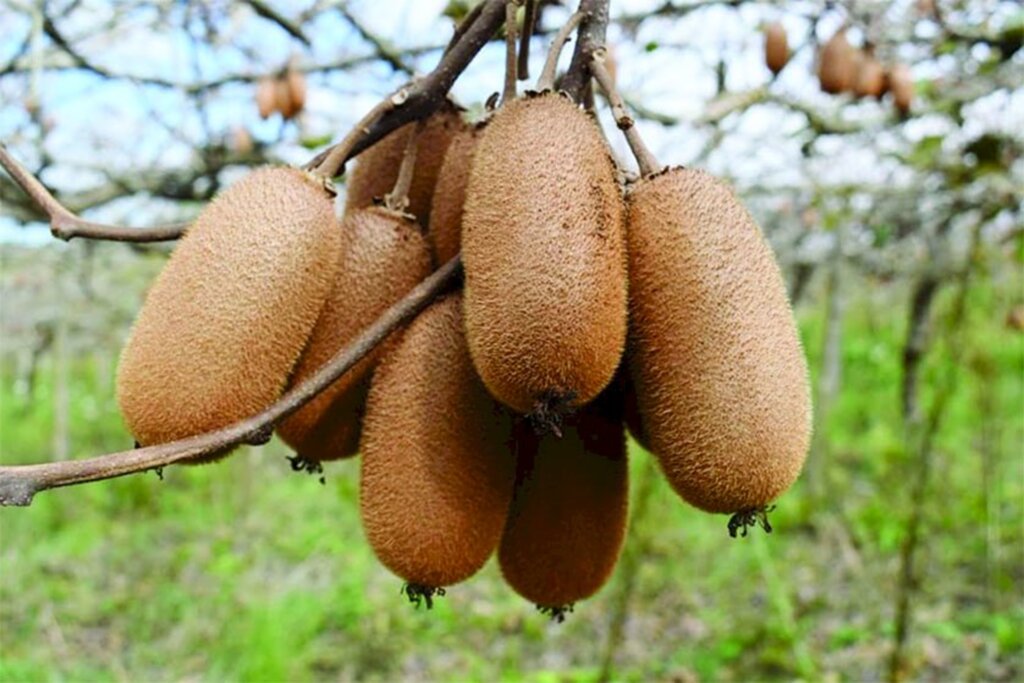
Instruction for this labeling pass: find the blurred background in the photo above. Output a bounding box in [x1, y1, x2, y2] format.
[1, 0, 1021, 681]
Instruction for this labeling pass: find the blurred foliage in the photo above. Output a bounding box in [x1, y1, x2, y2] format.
[0, 246, 1021, 682]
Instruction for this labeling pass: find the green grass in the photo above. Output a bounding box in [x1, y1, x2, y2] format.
[1, 272, 1022, 682]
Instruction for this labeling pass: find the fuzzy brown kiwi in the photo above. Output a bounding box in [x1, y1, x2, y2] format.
[818, 29, 854, 94]
[286, 67, 307, 118]
[359, 294, 515, 597]
[498, 389, 629, 616]
[626, 167, 811, 517]
[889, 64, 914, 115]
[428, 124, 482, 264]
[854, 52, 888, 99]
[345, 105, 466, 224]
[277, 206, 433, 464]
[461, 91, 627, 418]
[117, 167, 340, 459]
[256, 77, 277, 119]
[764, 22, 789, 75]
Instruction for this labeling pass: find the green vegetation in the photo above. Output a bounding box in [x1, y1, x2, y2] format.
[1, 266, 1022, 682]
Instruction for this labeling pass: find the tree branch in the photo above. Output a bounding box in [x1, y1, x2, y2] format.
[559, 0, 610, 101]
[244, 0, 311, 46]
[305, 0, 508, 178]
[0, 256, 463, 507]
[0, 144, 188, 243]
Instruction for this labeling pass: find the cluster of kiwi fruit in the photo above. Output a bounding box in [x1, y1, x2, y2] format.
[764, 21, 914, 115]
[115, 19, 810, 619]
[256, 61, 307, 120]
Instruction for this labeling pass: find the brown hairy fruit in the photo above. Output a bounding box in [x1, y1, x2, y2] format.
[764, 22, 789, 75]
[277, 206, 433, 463]
[499, 391, 629, 611]
[626, 168, 811, 514]
[286, 67, 306, 118]
[818, 29, 854, 94]
[276, 77, 297, 120]
[462, 92, 627, 416]
[345, 106, 466, 224]
[854, 54, 888, 99]
[117, 167, 340, 459]
[428, 124, 481, 263]
[889, 64, 914, 115]
[256, 77, 277, 119]
[621, 372, 650, 452]
[360, 294, 515, 590]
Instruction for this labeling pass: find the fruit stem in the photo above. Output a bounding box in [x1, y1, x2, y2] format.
[384, 119, 424, 214]
[517, 0, 536, 81]
[536, 10, 585, 92]
[589, 49, 662, 177]
[501, 1, 521, 105]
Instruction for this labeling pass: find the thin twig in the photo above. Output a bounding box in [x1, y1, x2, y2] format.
[244, 0, 311, 46]
[445, 1, 486, 55]
[589, 50, 662, 177]
[502, 1, 520, 105]
[517, 0, 536, 80]
[0, 144, 189, 242]
[384, 120, 425, 213]
[536, 10, 584, 91]
[0, 256, 463, 507]
[304, 0, 507, 178]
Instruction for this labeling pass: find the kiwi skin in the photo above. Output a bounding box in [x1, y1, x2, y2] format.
[428, 124, 482, 264]
[277, 206, 433, 463]
[116, 167, 340, 459]
[498, 387, 629, 612]
[764, 22, 789, 75]
[462, 91, 628, 416]
[359, 294, 516, 591]
[626, 167, 811, 514]
[818, 29, 854, 94]
[345, 104, 466, 224]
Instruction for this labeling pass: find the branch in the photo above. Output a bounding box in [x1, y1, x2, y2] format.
[590, 49, 661, 176]
[0, 144, 188, 243]
[339, 6, 415, 75]
[306, 0, 508, 178]
[559, 0, 611, 101]
[244, 0, 311, 46]
[0, 256, 463, 507]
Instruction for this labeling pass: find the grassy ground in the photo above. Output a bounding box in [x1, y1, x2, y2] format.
[1, 264, 1022, 682]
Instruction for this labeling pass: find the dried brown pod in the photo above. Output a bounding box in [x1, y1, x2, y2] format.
[889, 63, 914, 115]
[818, 28, 855, 94]
[345, 105, 466, 224]
[359, 294, 515, 598]
[626, 167, 811, 516]
[117, 168, 341, 460]
[498, 390, 629, 616]
[462, 92, 628, 418]
[277, 207, 433, 464]
[428, 124, 482, 263]
[764, 22, 789, 75]
[854, 52, 888, 99]
[256, 77, 277, 119]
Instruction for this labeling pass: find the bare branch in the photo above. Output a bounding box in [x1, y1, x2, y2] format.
[590, 49, 661, 177]
[244, 0, 311, 46]
[339, 6, 415, 75]
[0, 144, 188, 243]
[559, 0, 611, 101]
[517, 0, 537, 80]
[0, 256, 463, 507]
[306, 0, 508, 178]
[502, 2, 520, 105]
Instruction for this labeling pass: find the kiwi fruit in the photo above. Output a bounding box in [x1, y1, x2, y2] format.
[461, 91, 627, 417]
[117, 167, 341, 457]
[256, 77, 277, 119]
[889, 64, 914, 115]
[625, 167, 811, 515]
[428, 124, 481, 264]
[818, 28, 854, 94]
[277, 206, 433, 464]
[345, 104, 466, 224]
[498, 389, 629, 615]
[359, 294, 515, 595]
[286, 67, 307, 118]
[764, 22, 789, 75]
[854, 52, 887, 99]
